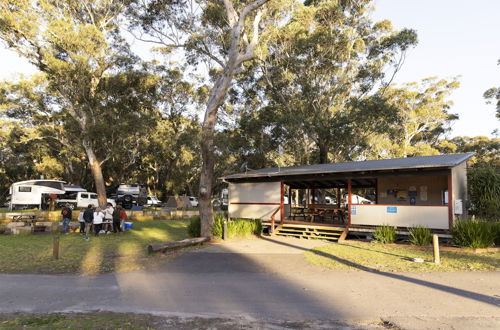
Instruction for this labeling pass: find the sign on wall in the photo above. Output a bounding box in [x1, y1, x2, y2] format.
[387, 206, 398, 213]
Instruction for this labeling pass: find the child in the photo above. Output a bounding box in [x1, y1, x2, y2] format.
[78, 210, 85, 235]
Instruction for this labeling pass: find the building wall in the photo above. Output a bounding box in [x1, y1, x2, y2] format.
[452, 162, 468, 220]
[377, 175, 448, 206]
[228, 182, 282, 221]
[351, 204, 449, 229]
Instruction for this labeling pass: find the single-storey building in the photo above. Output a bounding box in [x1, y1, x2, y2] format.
[221, 153, 474, 232]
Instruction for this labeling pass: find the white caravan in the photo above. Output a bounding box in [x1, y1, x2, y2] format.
[8, 180, 66, 210]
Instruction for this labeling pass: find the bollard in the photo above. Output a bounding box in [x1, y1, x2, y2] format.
[223, 220, 227, 240]
[53, 235, 60, 260]
[433, 234, 440, 264]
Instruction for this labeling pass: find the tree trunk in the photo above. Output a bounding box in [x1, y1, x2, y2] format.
[84, 143, 107, 208]
[318, 141, 329, 164]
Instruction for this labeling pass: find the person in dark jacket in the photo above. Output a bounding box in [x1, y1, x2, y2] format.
[82, 204, 94, 241]
[61, 204, 73, 234]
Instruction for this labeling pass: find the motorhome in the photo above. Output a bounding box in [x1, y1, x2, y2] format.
[8, 180, 65, 210]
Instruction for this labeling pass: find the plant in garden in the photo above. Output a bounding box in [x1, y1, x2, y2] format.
[468, 165, 500, 221]
[409, 225, 431, 246]
[452, 220, 495, 249]
[187, 216, 201, 237]
[488, 221, 500, 246]
[374, 225, 397, 243]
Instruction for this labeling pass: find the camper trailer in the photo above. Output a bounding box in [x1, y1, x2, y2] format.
[8, 180, 65, 210]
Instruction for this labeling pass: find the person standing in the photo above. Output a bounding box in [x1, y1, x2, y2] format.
[104, 203, 114, 234]
[82, 204, 94, 241]
[93, 207, 104, 236]
[112, 205, 122, 233]
[78, 210, 85, 235]
[61, 203, 72, 234]
[119, 205, 128, 231]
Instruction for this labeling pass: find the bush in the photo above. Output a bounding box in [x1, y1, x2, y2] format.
[187, 216, 200, 237]
[452, 220, 495, 249]
[409, 225, 431, 246]
[374, 225, 396, 243]
[468, 166, 500, 221]
[187, 215, 262, 239]
[488, 221, 500, 246]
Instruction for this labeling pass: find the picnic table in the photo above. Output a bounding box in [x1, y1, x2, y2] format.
[12, 214, 38, 224]
[291, 206, 345, 223]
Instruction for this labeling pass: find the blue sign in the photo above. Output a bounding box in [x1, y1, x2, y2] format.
[351, 205, 356, 215]
[387, 206, 398, 213]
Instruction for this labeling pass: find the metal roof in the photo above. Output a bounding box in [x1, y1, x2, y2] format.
[222, 153, 474, 181]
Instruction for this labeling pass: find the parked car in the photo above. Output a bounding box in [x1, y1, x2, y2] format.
[114, 183, 148, 209]
[57, 191, 116, 208]
[146, 195, 163, 207]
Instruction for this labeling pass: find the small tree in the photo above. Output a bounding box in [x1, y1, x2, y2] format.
[468, 165, 500, 221]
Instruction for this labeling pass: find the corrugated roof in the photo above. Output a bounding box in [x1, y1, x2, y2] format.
[222, 153, 474, 181]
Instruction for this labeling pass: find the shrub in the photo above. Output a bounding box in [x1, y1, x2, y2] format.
[452, 220, 495, 249]
[409, 225, 431, 246]
[187, 215, 262, 239]
[374, 225, 396, 243]
[488, 221, 500, 246]
[468, 166, 500, 221]
[187, 216, 200, 237]
[212, 214, 225, 238]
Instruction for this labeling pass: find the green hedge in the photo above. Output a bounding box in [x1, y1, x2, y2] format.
[188, 215, 262, 239]
[409, 225, 431, 246]
[468, 166, 500, 221]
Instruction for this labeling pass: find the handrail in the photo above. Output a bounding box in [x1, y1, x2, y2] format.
[270, 206, 280, 234]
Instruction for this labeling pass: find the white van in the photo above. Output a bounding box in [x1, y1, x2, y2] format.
[9, 180, 65, 210]
[57, 191, 116, 208]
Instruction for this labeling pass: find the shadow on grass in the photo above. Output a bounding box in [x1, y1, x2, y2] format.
[260, 236, 500, 307]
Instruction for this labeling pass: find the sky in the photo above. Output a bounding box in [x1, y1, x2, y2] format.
[0, 0, 499, 138]
[372, 0, 500, 137]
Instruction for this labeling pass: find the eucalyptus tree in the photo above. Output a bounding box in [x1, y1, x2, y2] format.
[257, 0, 417, 163]
[0, 0, 146, 207]
[484, 59, 500, 120]
[129, 0, 293, 236]
[366, 77, 459, 158]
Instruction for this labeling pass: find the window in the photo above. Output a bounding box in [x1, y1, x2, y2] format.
[81, 193, 88, 199]
[90, 194, 97, 199]
[18, 186, 31, 193]
[33, 181, 64, 190]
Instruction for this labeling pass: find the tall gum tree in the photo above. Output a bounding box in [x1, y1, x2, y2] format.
[129, 0, 292, 236]
[256, 0, 417, 163]
[0, 0, 136, 207]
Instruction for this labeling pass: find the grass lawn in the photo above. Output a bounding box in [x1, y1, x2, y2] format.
[0, 220, 191, 274]
[0, 312, 246, 329]
[305, 241, 500, 272]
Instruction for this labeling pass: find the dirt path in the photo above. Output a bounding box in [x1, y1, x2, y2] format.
[1, 236, 499, 329]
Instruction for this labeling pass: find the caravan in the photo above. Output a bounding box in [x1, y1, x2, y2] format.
[8, 180, 65, 210]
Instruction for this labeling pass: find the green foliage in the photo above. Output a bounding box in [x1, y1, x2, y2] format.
[187, 216, 201, 237]
[408, 225, 431, 246]
[452, 220, 495, 249]
[189, 215, 261, 239]
[374, 225, 397, 244]
[468, 165, 500, 221]
[488, 222, 500, 246]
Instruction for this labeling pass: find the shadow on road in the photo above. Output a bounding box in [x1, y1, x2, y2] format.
[260, 236, 500, 307]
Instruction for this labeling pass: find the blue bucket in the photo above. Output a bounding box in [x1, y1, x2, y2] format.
[124, 222, 133, 230]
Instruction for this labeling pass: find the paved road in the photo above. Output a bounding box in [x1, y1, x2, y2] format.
[1, 236, 499, 329]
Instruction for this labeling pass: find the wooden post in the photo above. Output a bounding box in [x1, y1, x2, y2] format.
[347, 179, 352, 226]
[433, 234, 440, 264]
[375, 178, 379, 204]
[311, 188, 316, 208]
[223, 219, 227, 240]
[337, 188, 341, 208]
[447, 174, 453, 230]
[280, 182, 285, 224]
[53, 235, 60, 260]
